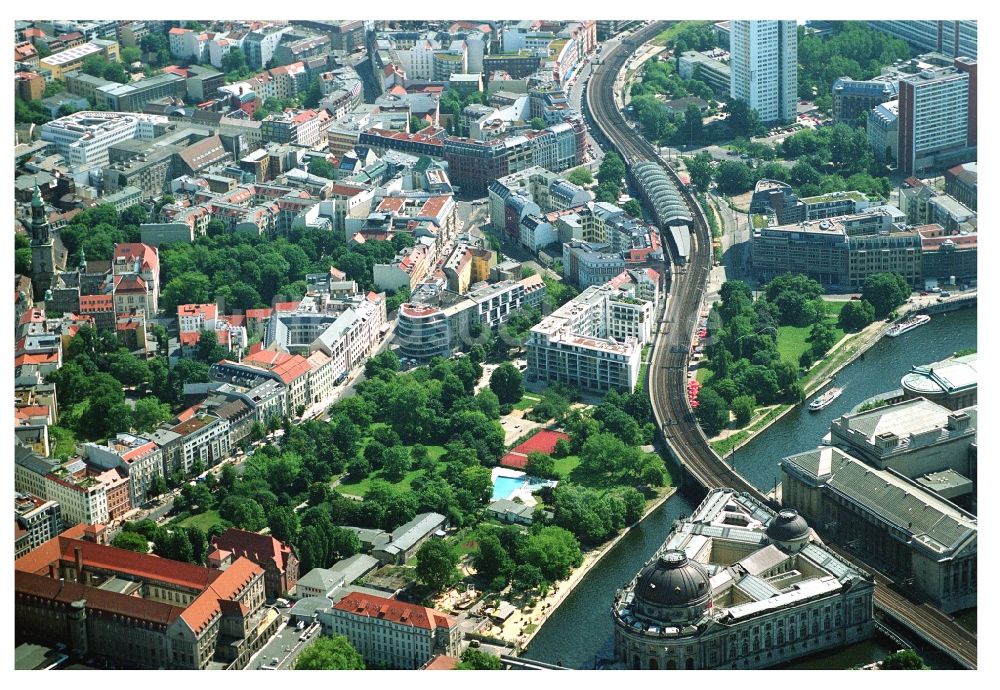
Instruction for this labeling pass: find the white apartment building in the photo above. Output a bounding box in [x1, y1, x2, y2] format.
[729, 20, 797, 123]
[172, 412, 231, 474]
[40, 111, 167, 169]
[83, 433, 164, 509]
[177, 303, 219, 333]
[320, 591, 461, 669]
[527, 282, 651, 393]
[45, 466, 110, 527]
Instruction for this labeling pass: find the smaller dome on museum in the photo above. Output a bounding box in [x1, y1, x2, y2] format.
[635, 551, 711, 610]
[766, 509, 810, 544]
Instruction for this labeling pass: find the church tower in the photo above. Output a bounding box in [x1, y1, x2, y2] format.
[29, 184, 55, 301]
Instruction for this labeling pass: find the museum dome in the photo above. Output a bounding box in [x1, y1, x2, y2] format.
[765, 509, 811, 544]
[634, 551, 711, 610]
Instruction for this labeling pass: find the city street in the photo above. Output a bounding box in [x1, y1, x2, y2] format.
[245, 616, 317, 670]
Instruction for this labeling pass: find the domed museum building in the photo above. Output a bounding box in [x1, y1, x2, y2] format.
[612, 489, 875, 669]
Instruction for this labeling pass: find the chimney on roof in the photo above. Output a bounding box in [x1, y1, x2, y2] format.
[48, 564, 57, 580]
[74, 546, 84, 583]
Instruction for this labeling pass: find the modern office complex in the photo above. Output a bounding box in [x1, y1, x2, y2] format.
[868, 20, 977, 60]
[751, 207, 922, 290]
[729, 20, 797, 123]
[896, 59, 975, 175]
[612, 489, 875, 669]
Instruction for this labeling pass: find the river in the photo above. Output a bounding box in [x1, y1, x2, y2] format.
[525, 307, 976, 669]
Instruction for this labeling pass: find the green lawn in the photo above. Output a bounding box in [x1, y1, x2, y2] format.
[48, 425, 79, 460]
[695, 366, 713, 385]
[338, 467, 427, 497]
[776, 306, 846, 365]
[173, 510, 224, 532]
[514, 394, 541, 411]
[552, 455, 581, 479]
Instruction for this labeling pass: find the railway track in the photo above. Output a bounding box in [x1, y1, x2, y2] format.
[584, 22, 976, 670]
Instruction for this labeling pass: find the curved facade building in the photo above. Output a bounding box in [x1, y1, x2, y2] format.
[900, 352, 977, 410]
[613, 489, 875, 670]
[395, 303, 453, 361]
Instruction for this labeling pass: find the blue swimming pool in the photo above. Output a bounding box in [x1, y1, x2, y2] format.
[492, 475, 527, 501]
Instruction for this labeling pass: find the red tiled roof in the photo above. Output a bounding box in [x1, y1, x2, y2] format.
[424, 655, 460, 670]
[15, 352, 58, 366]
[179, 331, 201, 346]
[420, 196, 451, 218]
[333, 591, 455, 631]
[178, 303, 218, 324]
[15, 529, 221, 592]
[114, 274, 147, 293]
[245, 308, 273, 320]
[16, 571, 185, 628]
[19, 307, 45, 326]
[211, 528, 293, 573]
[274, 301, 300, 313]
[179, 557, 262, 635]
[114, 243, 159, 273]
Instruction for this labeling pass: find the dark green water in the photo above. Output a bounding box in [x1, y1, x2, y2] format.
[525, 307, 976, 669]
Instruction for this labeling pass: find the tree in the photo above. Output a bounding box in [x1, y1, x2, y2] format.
[15, 247, 31, 276]
[684, 151, 714, 193]
[218, 496, 267, 532]
[474, 532, 514, 583]
[489, 363, 524, 405]
[880, 649, 928, 670]
[715, 161, 754, 195]
[364, 350, 399, 380]
[154, 529, 194, 563]
[579, 432, 642, 480]
[221, 47, 248, 76]
[147, 474, 168, 499]
[862, 272, 910, 319]
[567, 167, 593, 186]
[696, 387, 729, 436]
[111, 531, 149, 553]
[304, 78, 324, 109]
[731, 394, 756, 426]
[457, 647, 502, 670]
[525, 452, 556, 479]
[726, 98, 762, 138]
[269, 506, 300, 544]
[530, 116, 546, 130]
[838, 299, 876, 332]
[308, 157, 337, 179]
[381, 446, 412, 483]
[415, 539, 458, 593]
[294, 635, 365, 670]
[521, 526, 582, 581]
[622, 199, 643, 218]
[186, 527, 208, 564]
[681, 103, 704, 143]
[132, 397, 172, 433]
[806, 320, 838, 359]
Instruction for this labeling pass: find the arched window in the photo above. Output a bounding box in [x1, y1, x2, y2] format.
[633, 655, 640, 670]
[686, 658, 695, 670]
[649, 658, 659, 670]
[777, 629, 784, 645]
[741, 642, 748, 656]
[666, 659, 676, 670]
